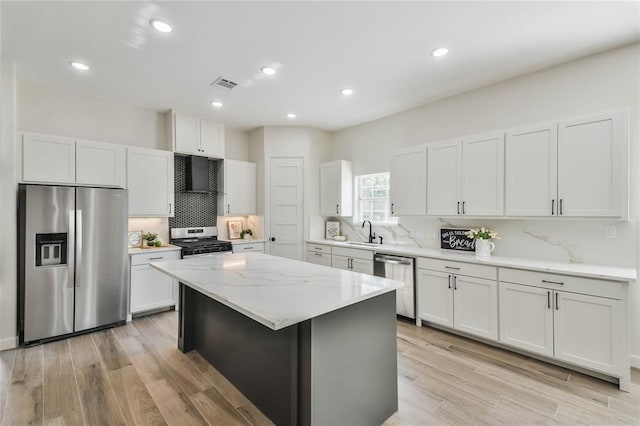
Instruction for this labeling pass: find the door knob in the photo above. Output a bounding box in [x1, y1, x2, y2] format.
[270, 237, 276, 242]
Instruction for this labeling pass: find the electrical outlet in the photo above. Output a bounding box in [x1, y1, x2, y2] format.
[605, 226, 617, 239]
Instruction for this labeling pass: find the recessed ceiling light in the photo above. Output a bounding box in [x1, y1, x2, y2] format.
[431, 47, 449, 57]
[286, 113, 296, 119]
[261, 66, 276, 76]
[70, 61, 90, 71]
[341, 88, 354, 96]
[211, 101, 223, 108]
[150, 19, 172, 33]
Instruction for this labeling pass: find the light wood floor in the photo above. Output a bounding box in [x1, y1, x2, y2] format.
[0, 312, 638, 425]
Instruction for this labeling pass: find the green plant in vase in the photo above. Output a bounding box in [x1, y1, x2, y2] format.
[142, 232, 158, 247]
[240, 229, 253, 240]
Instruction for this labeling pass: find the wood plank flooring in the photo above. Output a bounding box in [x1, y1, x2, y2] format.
[0, 311, 638, 425]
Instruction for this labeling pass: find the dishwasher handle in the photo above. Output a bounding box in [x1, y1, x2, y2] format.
[374, 254, 413, 265]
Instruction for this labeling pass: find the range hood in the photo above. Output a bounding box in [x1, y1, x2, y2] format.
[185, 156, 211, 192]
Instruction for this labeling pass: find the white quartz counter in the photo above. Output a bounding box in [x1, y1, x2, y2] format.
[150, 252, 403, 330]
[128, 244, 181, 255]
[307, 239, 636, 282]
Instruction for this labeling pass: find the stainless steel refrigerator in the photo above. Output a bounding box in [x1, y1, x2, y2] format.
[18, 184, 128, 345]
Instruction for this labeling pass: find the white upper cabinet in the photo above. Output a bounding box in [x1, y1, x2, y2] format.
[22, 133, 76, 184]
[127, 147, 175, 217]
[218, 160, 256, 216]
[390, 145, 427, 216]
[427, 132, 504, 216]
[22, 133, 125, 188]
[75, 139, 126, 188]
[427, 139, 462, 216]
[172, 111, 225, 159]
[461, 132, 504, 216]
[320, 160, 352, 216]
[505, 111, 627, 218]
[505, 123, 558, 216]
[557, 111, 626, 217]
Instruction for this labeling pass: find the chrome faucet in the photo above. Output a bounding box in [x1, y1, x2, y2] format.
[362, 220, 376, 243]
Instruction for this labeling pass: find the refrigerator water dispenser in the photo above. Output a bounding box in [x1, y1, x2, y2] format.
[35, 233, 67, 267]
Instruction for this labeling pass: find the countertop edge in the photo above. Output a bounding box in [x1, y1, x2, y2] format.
[306, 239, 637, 282]
[129, 245, 182, 255]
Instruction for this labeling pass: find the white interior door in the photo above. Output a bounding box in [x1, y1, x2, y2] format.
[269, 157, 304, 260]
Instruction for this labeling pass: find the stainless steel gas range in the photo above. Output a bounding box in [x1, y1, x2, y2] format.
[170, 227, 233, 258]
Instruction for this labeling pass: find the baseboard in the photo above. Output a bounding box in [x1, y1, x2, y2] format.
[631, 354, 640, 369]
[0, 336, 17, 351]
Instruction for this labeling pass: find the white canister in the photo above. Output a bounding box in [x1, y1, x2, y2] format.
[475, 239, 495, 257]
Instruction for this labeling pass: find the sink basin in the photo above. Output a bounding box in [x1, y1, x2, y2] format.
[346, 241, 379, 247]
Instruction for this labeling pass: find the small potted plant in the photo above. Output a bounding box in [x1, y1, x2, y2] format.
[142, 232, 158, 247]
[466, 227, 500, 257]
[240, 229, 253, 240]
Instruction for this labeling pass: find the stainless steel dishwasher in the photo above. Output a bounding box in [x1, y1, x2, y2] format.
[374, 253, 415, 319]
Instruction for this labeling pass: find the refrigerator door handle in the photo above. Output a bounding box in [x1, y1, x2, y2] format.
[68, 210, 76, 289]
[76, 209, 82, 288]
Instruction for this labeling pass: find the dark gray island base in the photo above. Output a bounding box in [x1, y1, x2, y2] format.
[178, 283, 398, 426]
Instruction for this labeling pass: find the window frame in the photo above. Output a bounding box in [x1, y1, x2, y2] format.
[353, 172, 398, 225]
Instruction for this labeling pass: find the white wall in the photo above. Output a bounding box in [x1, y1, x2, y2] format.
[225, 128, 249, 161]
[0, 62, 18, 350]
[331, 43, 640, 363]
[250, 126, 332, 255]
[18, 81, 168, 150]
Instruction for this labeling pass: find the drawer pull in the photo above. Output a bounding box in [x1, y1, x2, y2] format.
[542, 279, 564, 285]
[244, 246, 254, 250]
[314, 247, 323, 250]
[314, 253, 323, 256]
[148, 256, 164, 261]
[445, 266, 460, 270]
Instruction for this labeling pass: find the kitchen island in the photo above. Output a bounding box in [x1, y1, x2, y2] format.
[150, 252, 403, 426]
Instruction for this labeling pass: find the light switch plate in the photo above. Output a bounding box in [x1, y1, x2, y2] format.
[605, 226, 617, 239]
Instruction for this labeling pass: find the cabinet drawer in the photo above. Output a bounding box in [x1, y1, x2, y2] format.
[307, 251, 332, 266]
[233, 242, 265, 253]
[417, 257, 496, 280]
[332, 246, 373, 261]
[499, 268, 624, 300]
[306, 243, 332, 254]
[130, 250, 180, 266]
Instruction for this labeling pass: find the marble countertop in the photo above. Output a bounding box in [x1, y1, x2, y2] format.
[129, 244, 182, 255]
[150, 252, 404, 330]
[307, 239, 636, 282]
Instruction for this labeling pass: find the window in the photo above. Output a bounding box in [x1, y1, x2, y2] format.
[355, 172, 396, 223]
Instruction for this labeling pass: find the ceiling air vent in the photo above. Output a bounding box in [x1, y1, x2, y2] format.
[211, 77, 238, 90]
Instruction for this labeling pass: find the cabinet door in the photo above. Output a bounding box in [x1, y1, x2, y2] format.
[331, 255, 351, 271]
[499, 282, 553, 356]
[461, 132, 504, 216]
[320, 161, 352, 216]
[76, 139, 126, 188]
[416, 269, 454, 327]
[130, 264, 176, 313]
[554, 291, 625, 375]
[453, 275, 498, 340]
[427, 140, 462, 216]
[200, 119, 225, 159]
[173, 113, 200, 155]
[558, 111, 626, 217]
[225, 160, 256, 215]
[307, 251, 332, 267]
[127, 147, 174, 217]
[22, 133, 75, 183]
[351, 258, 373, 275]
[505, 124, 558, 216]
[390, 145, 427, 216]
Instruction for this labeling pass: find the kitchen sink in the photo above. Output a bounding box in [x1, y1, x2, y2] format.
[346, 241, 380, 247]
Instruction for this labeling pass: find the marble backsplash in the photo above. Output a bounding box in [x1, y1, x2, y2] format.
[311, 216, 637, 268]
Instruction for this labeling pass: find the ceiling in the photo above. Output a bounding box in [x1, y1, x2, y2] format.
[2, 1, 639, 132]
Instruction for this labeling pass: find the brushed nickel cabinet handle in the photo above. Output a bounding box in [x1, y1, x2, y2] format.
[547, 291, 551, 309]
[445, 266, 460, 270]
[551, 199, 555, 215]
[448, 274, 452, 289]
[542, 279, 564, 285]
[457, 201, 460, 215]
[555, 293, 559, 310]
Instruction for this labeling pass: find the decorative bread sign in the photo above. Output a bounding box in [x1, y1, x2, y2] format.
[440, 228, 475, 252]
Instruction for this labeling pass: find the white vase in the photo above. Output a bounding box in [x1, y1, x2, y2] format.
[475, 239, 495, 257]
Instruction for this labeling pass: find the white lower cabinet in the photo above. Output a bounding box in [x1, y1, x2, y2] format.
[498, 269, 629, 389]
[130, 250, 180, 315]
[232, 241, 265, 253]
[417, 259, 498, 340]
[331, 246, 373, 275]
[306, 243, 332, 267]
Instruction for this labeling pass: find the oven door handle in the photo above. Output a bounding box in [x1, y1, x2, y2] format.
[374, 255, 412, 265]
